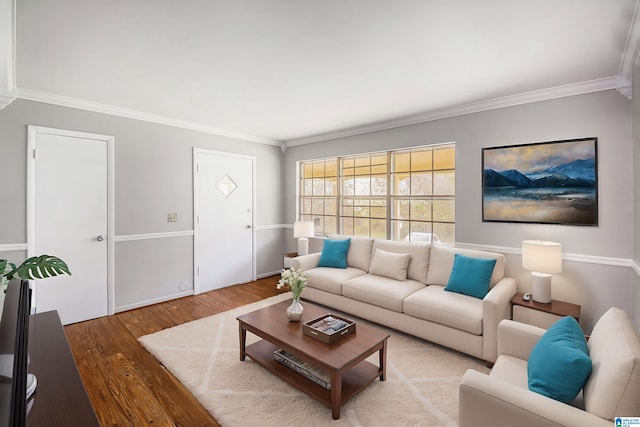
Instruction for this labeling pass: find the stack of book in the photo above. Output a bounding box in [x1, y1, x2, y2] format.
[273, 349, 331, 390]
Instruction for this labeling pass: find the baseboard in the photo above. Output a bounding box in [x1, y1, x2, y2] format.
[258, 270, 281, 279]
[115, 290, 193, 312]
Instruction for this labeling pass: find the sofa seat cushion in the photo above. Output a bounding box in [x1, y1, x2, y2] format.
[342, 274, 425, 312]
[305, 267, 367, 295]
[403, 285, 483, 335]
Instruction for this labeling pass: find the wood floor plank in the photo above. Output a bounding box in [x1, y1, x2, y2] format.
[65, 277, 283, 426]
[109, 352, 175, 427]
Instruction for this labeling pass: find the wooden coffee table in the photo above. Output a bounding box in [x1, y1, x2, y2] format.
[237, 299, 389, 420]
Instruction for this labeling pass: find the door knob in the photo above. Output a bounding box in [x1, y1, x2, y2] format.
[96, 235, 105, 241]
[246, 225, 252, 229]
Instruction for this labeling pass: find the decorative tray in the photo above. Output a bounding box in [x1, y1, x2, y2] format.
[302, 314, 356, 344]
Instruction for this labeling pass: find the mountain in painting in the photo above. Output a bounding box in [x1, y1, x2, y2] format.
[533, 158, 596, 180]
[534, 174, 595, 188]
[483, 169, 518, 187]
[499, 169, 536, 187]
[483, 158, 596, 189]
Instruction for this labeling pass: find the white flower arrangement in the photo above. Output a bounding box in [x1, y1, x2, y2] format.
[277, 268, 308, 300]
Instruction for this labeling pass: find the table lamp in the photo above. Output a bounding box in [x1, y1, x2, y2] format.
[522, 240, 562, 303]
[293, 221, 315, 256]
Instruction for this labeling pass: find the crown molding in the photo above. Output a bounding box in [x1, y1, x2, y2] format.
[285, 76, 620, 147]
[619, 0, 640, 82]
[0, 90, 15, 110]
[13, 74, 625, 150]
[14, 87, 282, 147]
[617, 79, 633, 100]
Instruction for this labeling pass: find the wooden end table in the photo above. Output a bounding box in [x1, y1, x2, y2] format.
[237, 300, 389, 420]
[511, 292, 581, 329]
[283, 252, 298, 269]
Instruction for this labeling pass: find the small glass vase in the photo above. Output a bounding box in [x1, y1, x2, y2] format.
[286, 296, 304, 322]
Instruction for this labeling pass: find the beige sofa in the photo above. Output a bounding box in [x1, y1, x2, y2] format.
[291, 235, 516, 363]
[459, 307, 640, 426]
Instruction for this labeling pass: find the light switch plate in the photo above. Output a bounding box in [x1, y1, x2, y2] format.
[168, 213, 177, 222]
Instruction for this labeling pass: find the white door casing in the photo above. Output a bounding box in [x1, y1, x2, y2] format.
[193, 148, 256, 294]
[27, 126, 115, 325]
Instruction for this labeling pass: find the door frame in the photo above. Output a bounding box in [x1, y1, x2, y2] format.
[26, 126, 115, 316]
[192, 148, 257, 294]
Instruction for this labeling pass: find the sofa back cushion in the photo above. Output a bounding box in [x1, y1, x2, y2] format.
[426, 246, 505, 288]
[583, 307, 640, 420]
[327, 234, 374, 272]
[371, 240, 430, 283]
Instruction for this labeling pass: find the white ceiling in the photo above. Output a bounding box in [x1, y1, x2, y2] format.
[14, 0, 640, 146]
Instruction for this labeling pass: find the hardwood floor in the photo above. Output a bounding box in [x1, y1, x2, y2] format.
[64, 275, 286, 427]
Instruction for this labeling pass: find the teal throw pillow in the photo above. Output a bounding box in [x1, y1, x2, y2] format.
[528, 316, 592, 403]
[444, 254, 496, 299]
[317, 238, 351, 269]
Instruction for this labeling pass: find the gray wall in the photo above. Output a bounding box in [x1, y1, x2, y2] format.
[284, 90, 634, 333]
[2, 88, 637, 331]
[0, 99, 285, 310]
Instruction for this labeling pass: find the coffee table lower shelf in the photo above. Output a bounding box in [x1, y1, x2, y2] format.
[245, 339, 381, 416]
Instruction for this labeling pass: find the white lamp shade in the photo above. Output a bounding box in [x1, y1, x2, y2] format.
[293, 221, 314, 238]
[522, 240, 562, 274]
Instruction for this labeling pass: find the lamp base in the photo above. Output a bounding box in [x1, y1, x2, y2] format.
[531, 272, 552, 303]
[297, 237, 309, 256]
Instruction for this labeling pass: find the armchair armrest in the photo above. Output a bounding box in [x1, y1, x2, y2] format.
[482, 277, 516, 362]
[459, 370, 611, 427]
[291, 253, 321, 271]
[497, 320, 546, 360]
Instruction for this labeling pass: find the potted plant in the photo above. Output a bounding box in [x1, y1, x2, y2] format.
[277, 268, 308, 321]
[0, 255, 71, 293]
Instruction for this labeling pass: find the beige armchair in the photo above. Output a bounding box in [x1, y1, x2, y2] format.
[459, 307, 640, 427]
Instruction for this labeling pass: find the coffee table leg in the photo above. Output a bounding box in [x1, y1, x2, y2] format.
[379, 339, 387, 381]
[239, 321, 247, 361]
[331, 370, 342, 420]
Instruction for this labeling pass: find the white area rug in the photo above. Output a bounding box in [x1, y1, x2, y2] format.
[139, 293, 489, 426]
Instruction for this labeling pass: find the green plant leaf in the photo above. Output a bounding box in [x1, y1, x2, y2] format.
[7, 255, 71, 280]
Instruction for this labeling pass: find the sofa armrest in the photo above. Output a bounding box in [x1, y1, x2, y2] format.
[459, 370, 611, 427]
[291, 253, 321, 271]
[481, 277, 516, 363]
[497, 320, 546, 360]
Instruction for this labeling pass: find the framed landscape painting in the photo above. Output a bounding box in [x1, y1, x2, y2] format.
[482, 137, 598, 225]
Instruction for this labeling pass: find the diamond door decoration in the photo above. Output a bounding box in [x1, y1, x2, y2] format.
[216, 174, 237, 198]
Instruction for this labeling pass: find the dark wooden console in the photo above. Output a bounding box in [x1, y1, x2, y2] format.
[27, 310, 99, 426]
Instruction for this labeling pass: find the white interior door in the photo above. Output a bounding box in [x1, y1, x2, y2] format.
[194, 149, 255, 293]
[28, 126, 114, 325]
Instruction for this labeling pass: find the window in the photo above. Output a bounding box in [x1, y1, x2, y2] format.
[299, 144, 455, 244]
